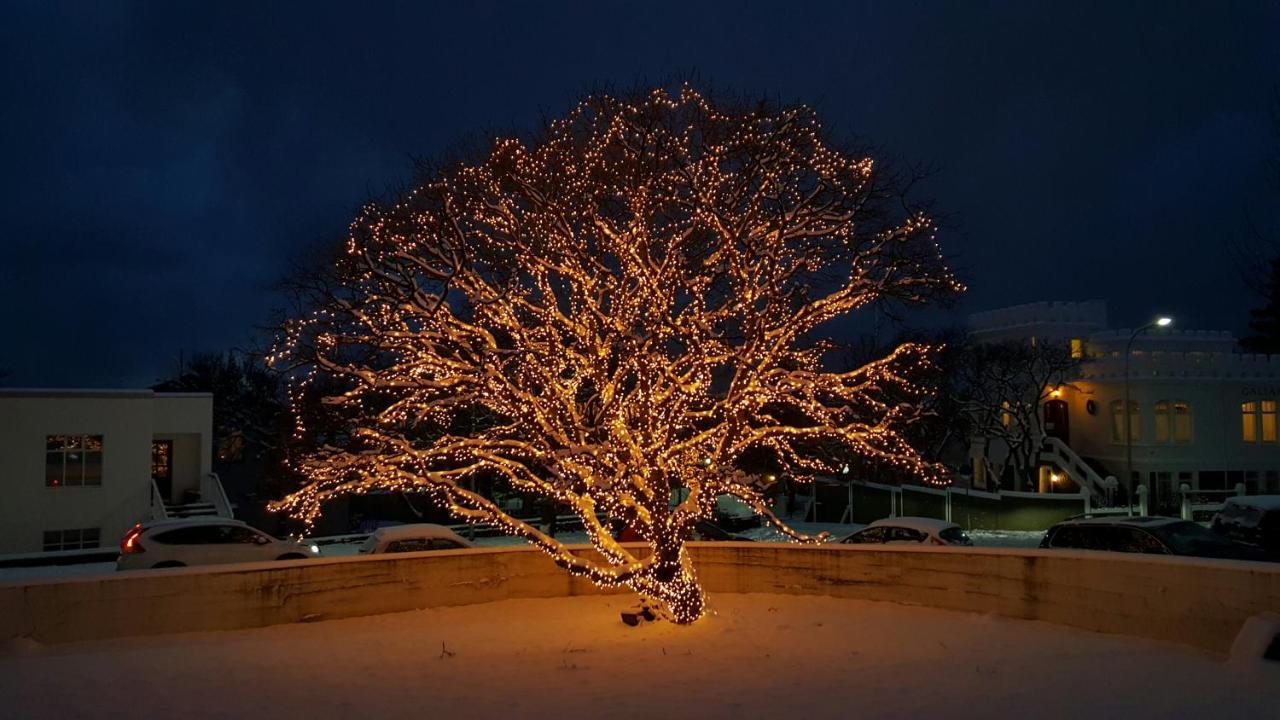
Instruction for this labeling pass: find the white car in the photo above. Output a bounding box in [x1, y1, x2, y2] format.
[839, 517, 973, 546]
[357, 524, 473, 554]
[116, 518, 319, 570]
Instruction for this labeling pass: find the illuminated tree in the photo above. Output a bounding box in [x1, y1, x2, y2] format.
[269, 87, 959, 623]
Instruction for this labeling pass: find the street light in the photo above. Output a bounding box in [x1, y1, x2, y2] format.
[1124, 315, 1173, 506]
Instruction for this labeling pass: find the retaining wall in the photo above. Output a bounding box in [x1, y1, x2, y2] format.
[2, 544, 1277, 654]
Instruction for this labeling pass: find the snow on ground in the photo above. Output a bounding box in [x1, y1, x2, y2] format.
[1, 593, 1274, 720]
[0, 561, 115, 582]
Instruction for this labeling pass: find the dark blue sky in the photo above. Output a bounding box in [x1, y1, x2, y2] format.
[2, 1, 1278, 387]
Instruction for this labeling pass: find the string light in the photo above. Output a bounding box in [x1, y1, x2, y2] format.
[267, 85, 961, 624]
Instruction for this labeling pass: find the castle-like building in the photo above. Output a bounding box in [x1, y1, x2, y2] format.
[968, 300, 1280, 511]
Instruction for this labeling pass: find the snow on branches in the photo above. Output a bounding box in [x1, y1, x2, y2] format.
[269, 86, 960, 623]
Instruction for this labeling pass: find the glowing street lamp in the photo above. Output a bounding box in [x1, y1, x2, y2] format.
[1124, 315, 1173, 504]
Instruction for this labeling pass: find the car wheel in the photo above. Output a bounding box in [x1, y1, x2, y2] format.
[276, 553, 308, 561]
[152, 561, 186, 568]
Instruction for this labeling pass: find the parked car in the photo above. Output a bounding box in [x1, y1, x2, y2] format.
[839, 517, 973, 546]
[357, 524, 473, 554]
[1039, 516, 1264, 560]
[1211, 496, 1280, 559]
[116, 518, 319, 570]
[689, 520, 754, 541]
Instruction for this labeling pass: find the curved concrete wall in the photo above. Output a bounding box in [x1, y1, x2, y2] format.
[2, 544, 1277, 653]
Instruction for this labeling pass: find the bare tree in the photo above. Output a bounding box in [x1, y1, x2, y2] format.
[959, 340, 1080, 490]
[269, 86, 958, 622]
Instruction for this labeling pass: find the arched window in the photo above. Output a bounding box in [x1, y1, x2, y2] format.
[1156, 400, 1192, 443]
[1242, 401, 1278, 443]
[1173, 401, 1192, 443]
[1110, 400, 1139, 443]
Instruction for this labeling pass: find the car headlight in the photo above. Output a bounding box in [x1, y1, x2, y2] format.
[309, 544, 320, 554]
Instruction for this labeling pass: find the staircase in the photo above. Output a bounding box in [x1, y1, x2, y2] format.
[151, 473, 234, 521]
[1039, 436, 1111, 503]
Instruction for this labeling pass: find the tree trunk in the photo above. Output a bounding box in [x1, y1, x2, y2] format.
[630, 539, 707, 624]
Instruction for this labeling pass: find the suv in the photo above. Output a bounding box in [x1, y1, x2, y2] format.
[1040, 516, 1261, 560]
[840, 517, 973, 546]
[1211, 496, 1280, 560]
[117, 518, 319, 570]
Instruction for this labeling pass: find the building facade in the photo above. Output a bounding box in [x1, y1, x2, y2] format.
[968, 301, 1280, 510]
[0, 389, 214, 556]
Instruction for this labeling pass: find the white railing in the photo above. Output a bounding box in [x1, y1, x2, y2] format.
[200, 473, 234, 518]
[1178, 483, 1246, 520]
[150, 480, 169, 520]
[1039, 436, 1109, 503]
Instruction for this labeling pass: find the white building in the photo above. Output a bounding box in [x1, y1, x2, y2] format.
[0, 389, 225, 556]
[968, 301, 1280, 510]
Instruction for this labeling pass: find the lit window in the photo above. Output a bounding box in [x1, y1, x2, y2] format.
[1264, 401, 1278, 443]
[1154, 401, 1169, 442]
[1243, 402, 1258, 443]
[1070, 338, 1084, 359]
[1110, 400, 1140, 443]
[1173, 401, 1192, 443]
[45, 435, 103, 487]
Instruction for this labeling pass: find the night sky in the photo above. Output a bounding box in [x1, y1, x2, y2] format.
[3, 1, 1278, 387]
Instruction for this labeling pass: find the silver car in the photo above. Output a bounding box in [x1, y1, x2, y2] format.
[116, 518, 318, 570]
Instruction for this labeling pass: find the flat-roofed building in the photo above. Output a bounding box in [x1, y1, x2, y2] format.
[0, 389, 219, 556]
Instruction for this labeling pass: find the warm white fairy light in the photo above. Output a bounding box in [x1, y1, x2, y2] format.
[268, 86, 960, 624]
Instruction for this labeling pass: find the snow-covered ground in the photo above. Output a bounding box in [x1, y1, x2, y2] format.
[1, 593, 1273, 719]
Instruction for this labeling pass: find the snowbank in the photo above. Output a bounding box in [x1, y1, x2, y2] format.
[1, 593, 1274, 719]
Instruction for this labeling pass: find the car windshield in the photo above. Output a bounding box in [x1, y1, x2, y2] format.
[1152, 521, 1239, 555]
[939, 527, 972, 545]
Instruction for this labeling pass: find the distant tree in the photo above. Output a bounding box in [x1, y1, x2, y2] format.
[957, 339, 1080, 491]
[269, 86, 958, 623]
[153, 351, 286, 465]
[1235, 87, 1280, 341]
[1241, 258, 1280, 354]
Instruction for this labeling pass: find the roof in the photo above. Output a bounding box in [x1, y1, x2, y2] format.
[0, 388, 212, 400]
[1224, 495, 1280, 511]
[1054, 516, 1186, 527]
[140, 517, 248, 530]
[867, 516, 959, 532]
[367, 523, 471, 545]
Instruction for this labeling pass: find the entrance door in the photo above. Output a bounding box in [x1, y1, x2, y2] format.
[1043, 399, 1070, 445]
[151, 440, 173, 504]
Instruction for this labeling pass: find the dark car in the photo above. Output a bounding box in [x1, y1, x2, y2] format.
[1040, 516, 1264, 560]
[690, 520, 754, 541]
[1211, 496, 1280, 560]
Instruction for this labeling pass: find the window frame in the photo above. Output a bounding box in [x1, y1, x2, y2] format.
[45, 435, 104, 488]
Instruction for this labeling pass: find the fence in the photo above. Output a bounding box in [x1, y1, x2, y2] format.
[815, 478, 1088, 531]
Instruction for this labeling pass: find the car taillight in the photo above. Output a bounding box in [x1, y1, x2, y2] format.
[121, 525, 145, 554]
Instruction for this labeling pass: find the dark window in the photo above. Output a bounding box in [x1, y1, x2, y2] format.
[216, 526, 263, 544]
[430, 538, 462, 550]
[886, 527, 927, 543]
[1112, 528, 1168, 554]
[45, 435, 104, 487]
[385, 538, 432, 553]
[845, 526, 886, 544]
[42, 527, 100, 551]
[153, 526, 223, 545]
[939, 527, 972, 545]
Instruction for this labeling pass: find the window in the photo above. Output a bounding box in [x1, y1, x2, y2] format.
[1070, 338, 1084, 359]
[1155, 401, 1169, 442]
[886, 527, 926, 543]
[1155, 400, 1192, 443]
[42, 528, 100, 552]
[844, 526, 886, 544]
[45, 435, 103, 487]
[1242, 401, 1278, 443]
[1110, 401, 1139, 443]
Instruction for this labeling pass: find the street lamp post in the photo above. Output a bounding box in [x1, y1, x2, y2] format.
[1123, 316, 1172, 508]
